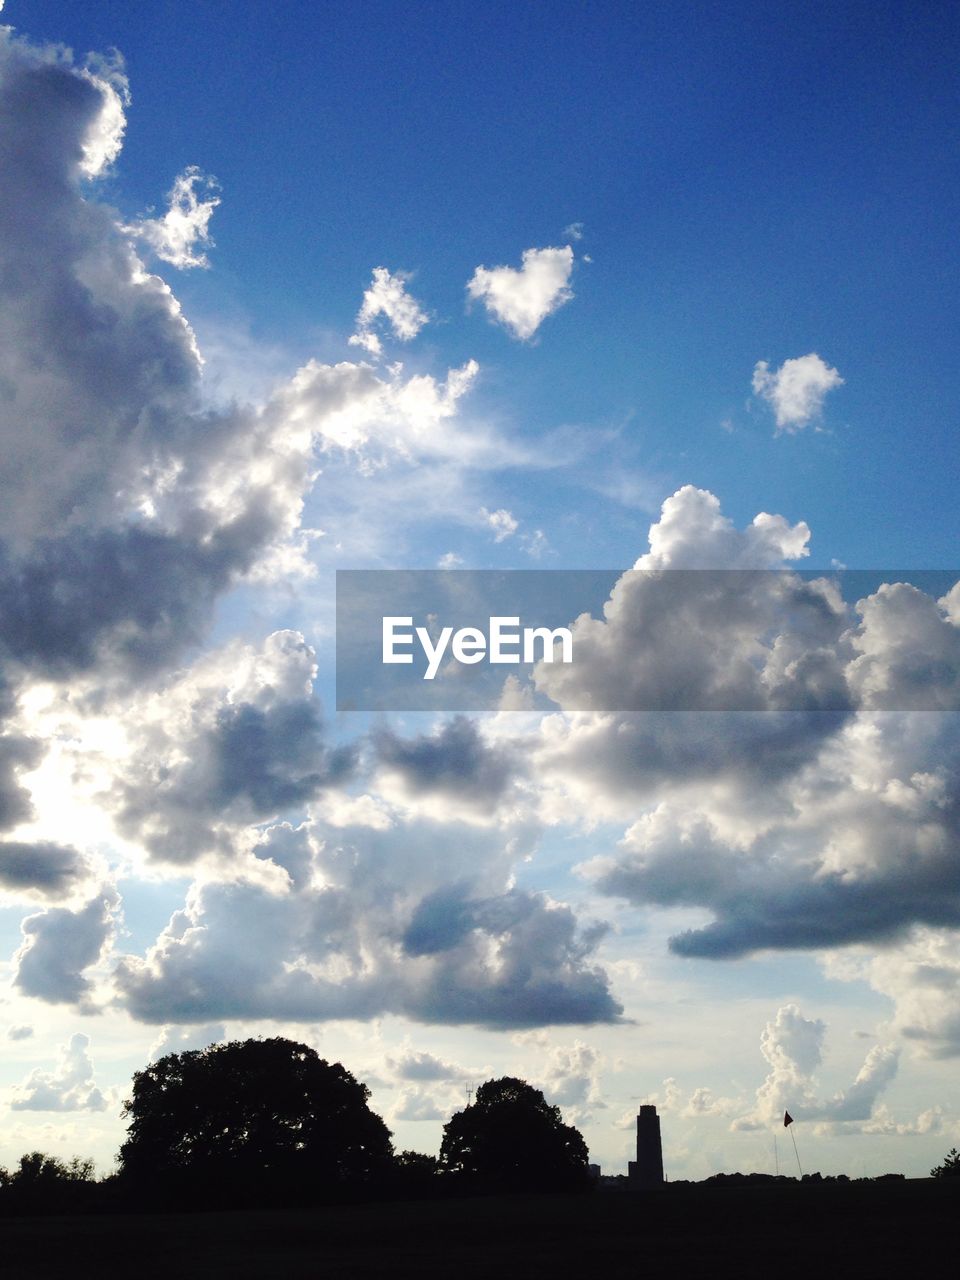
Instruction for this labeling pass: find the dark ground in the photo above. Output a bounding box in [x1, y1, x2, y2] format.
[2, 1179, 956, 1279]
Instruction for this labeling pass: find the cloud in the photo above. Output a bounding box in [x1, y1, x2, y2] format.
[520, 488, 960, 958]
[538, 1040, 604, 1120]
[386, 1050, 471, 1082]
[392, 1087, 448, 1121]
[349, 267, 428, 356]
[467, 245, 574, 340]
[114, 836, 621, 1029]
[11, 1032, 107, 1111]
[123, 166, 220, 268]
[110, 631, 353, 865]
[752, 353, 844, 432]
[78, 51, 130, 178]
[0, 732, 40, 832]
[7, 1024, 33, 1041]
[0, 840, 91, 897]
[374, 715, 521, 818]
[851, 928, 960, 1059]
[14, 890, 116, 1005]
[480, 506, 518, 542]
[148, 1022, 226, 1060]
[733, 1004, 898, 1130]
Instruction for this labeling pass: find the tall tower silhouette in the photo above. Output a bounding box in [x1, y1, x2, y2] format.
[628, 1104, 664, 1187]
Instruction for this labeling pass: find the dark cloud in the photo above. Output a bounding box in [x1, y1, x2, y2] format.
[112, 632, 354, 864]
[0, 840, 90, 896]
[0, 732, 39, 831]
[0, 522, 265, 682]
[375, 715, 519, 808]
[14, 891, 116, 1004]
[584, 711, 960, 957]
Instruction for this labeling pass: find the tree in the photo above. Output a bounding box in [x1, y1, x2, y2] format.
[0, 1152, 96, 1214]
[118, 1037, 392, 1206]
[439, 1076, 589, 1191]
[930, 1147, 960, 1178]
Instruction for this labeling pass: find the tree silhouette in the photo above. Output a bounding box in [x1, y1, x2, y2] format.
[0, 1152, 96, 1214]
[119, 1037, 392, 1206]
[930, 1147, 960, 1178]
[440, 1076, 589, 1191]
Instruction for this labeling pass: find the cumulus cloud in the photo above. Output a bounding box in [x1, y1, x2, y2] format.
[752, 353, 844, 432]
[349, 267, 428, 356]
[853, 928, 960, 1059]
[538, 1041, 605, 1120]
[0, 732, 40, 831]
[78, 51, 130, 178]
[480, 506, 518, 542]
[467, 245, 574, 340]
[0, 840, 90, 898]
[11, 1033, 107, 1111]
[374, 715, 521, 819]
[114, 821, 621, 1029]
[14, 891, 116, 1005]
[124, 166, 220, 268]
[733, 1004, 898, 1130]
[522, 488, 960, 958]
[386, 1049, 472, 1081]
[111, 631, 353, 864]
[148, 1022, 226, 1060]
[392, 1087, 448, 1121]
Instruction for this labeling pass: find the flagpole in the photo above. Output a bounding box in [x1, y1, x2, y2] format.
[784, 1111, 803, 1178]
[789, 1124, 803, 1178]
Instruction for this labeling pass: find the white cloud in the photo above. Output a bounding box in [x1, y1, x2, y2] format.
[124, 166, 220, 269]
[78, 53, 130, 177]
[521, 528, 548, 559]
[11, 1033, 107, 1111]
[480, 506, 518, 542]
[752, 353, 844, 432]
[149, 1023, 225, 1059]
[467, 245, 574, 340]
[733, 1004, 898, 1130]
[852, 928, 960, 1059]
[538, 1040, 604, 1119]
[562, 222, 584, 241]
[349, 267, 428, 356]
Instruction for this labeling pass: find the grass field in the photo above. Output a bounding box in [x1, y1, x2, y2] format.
[2, 1179, 956, 1278]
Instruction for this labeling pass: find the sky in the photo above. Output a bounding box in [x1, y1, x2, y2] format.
[1, 0, 959, 1180]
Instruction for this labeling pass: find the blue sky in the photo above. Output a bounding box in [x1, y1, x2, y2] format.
[1, 0, 959, 1182]
[21, 0, 960, 571]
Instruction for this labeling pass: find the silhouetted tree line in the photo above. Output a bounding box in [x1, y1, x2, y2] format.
[0, 1037, 590, 1214]
[3, 1036, 956, 1215]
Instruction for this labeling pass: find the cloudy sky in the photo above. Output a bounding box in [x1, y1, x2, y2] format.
[1, 0, 959, 1180]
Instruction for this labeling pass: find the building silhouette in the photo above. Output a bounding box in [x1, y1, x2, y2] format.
[628, 1104, 664, 1187]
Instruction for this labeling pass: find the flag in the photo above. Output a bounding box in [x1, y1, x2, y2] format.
[784, 1111, 794, 1127]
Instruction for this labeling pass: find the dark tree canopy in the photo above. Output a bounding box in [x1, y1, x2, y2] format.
[439, 1076, 589, 1191]
[930, 1147, 960, 1178]
[119, 1037, 392, 1206]
[0, 1152, 96, 1214]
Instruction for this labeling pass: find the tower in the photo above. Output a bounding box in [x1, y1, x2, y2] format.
[628, 1104, 664, 1187]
